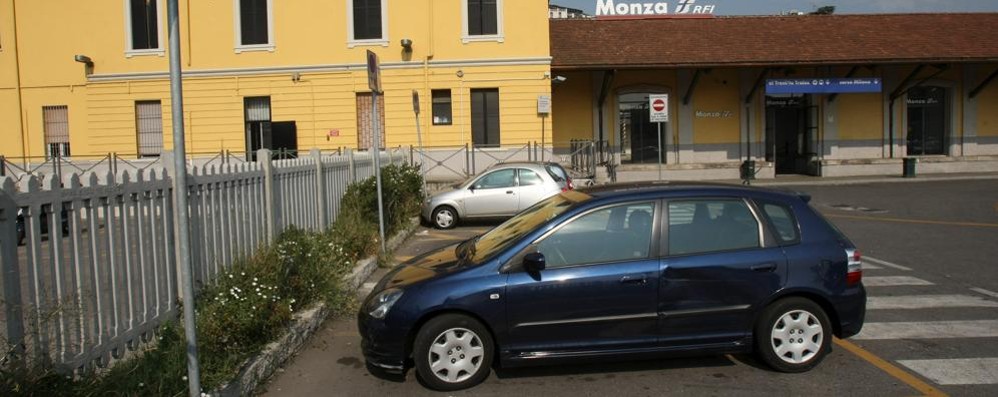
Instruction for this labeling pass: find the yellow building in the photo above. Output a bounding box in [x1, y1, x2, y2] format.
[550, 14, 998, 179]
[1, 0, 552, 161]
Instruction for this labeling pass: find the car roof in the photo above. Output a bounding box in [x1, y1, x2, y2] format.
[579, 181, 808, 202]
[486, 162, 558, 171]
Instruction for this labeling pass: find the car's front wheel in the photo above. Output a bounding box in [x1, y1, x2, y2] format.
[413, 314, 493, 391]
[755, 297, 832, 373]
[432, 206, 458, 229]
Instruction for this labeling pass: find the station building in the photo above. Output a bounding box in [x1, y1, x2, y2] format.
[0, 0, 551, 161]
[550, 13, 998, 179]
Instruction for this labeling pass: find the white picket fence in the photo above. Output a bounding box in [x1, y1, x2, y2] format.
[0, 148, 406, 373]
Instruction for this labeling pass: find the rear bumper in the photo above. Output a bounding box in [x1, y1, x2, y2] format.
[835, 285, 867, 339]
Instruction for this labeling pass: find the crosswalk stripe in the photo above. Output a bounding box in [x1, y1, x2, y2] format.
[864, 256, 913, 271]
[867, 295, 998, 310]
[863, 276, 934, 287]
[898, 358, 998, 385]
[854, 320, 998, 340]
[971, 288, 998, 299]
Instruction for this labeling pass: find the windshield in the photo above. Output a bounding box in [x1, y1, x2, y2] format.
[465, 190, 592, 263]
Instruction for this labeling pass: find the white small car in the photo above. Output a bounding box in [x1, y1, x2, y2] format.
[422, 162, 571, 229]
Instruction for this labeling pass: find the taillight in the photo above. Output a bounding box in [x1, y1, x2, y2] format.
[567, 178, 575, 190]
[561, 186, 569, 192]
[845, 248, 862, 286]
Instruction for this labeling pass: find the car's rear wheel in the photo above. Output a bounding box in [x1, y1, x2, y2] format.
[413, 314, 493, 391]
[755, 297, 832, 373]
[432, 206, 458, 229]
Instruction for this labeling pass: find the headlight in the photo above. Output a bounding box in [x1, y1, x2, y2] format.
[366, 289, 403, 319]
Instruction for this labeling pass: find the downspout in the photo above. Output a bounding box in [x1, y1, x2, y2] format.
[12, 0, 28, 164]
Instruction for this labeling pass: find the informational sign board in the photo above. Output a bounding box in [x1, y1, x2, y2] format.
[766, 78, 882, 94]
[366, 50, 382, 93]
[412, 90, 420, 115]
[537, 95, 552, 114]
[649, 94, 669, 123]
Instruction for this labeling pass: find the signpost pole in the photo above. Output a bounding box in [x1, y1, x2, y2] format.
[541, 115, 546, 162]
[657, 123, 663, 181]
[412, 90, 427, 195]
[367, 50, 386, 254]
[537, 94, 552, 162]
[167, 1, 201, 396]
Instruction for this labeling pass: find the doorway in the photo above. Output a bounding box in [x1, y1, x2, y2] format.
[618, 92, 666, 164]
[245, 96, 272, 161]
[766, 95, 815, 175]
[471, 88, 501, 147]
[906, 86, 948, 156]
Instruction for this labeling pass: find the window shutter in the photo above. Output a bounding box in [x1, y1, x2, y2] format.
[43, 106, 70, 144]
[136, 101, 164, 156]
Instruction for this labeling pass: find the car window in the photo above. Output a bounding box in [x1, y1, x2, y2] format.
[668, 199, 760, 255]
[536, 202, 655, 269]
[544, 164, 567, 182]
[761, 203, 800, 244]
[474, 169, 516, 189]
[471, 191, 592, 263]
[518, 169, 543, 186]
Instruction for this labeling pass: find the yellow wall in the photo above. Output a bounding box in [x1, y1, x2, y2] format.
[837, 94, 883, 140]
[692, 69, 741, 145]
[0, 0, 552, 158]
[551, 71, 593, 145]
[976, 67, 998, 137]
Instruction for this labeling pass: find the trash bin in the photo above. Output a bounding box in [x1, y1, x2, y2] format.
[903, 157, 917, 178]
[740, 160, 756, 181]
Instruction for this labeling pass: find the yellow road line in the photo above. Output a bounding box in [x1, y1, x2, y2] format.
[834, 338, 948, 397]
[826, 213, 998, 228]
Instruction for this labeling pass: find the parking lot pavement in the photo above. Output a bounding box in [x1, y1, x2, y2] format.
[264, 180, 998, 396]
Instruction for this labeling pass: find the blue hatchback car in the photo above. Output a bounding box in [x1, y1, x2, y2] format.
[358, 182, 866, 391]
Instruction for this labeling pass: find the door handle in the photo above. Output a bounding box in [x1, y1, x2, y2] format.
[620, 276, 648, 285]
[751, 263, 778, 272]
[506, 190, 514, 194]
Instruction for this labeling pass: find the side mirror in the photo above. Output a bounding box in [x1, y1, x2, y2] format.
[523, 252, 546, 273]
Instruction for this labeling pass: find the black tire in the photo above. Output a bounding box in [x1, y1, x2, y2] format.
[431, 206, 458, 229]
[413, 314, 493, 391]
[754, 297, 832, 373]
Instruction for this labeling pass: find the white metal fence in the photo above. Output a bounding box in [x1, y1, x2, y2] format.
[0, 148, 406, 373]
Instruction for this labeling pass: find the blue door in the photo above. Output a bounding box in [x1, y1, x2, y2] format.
[658, 198, 788, 346]
[505, 202, 660, 354]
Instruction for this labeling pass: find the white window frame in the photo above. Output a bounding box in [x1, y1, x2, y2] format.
[347, 0, 389, 48]
[233, 0, 275, 53]
[124, 0, 166, 57]
[461, 0, 504, 43]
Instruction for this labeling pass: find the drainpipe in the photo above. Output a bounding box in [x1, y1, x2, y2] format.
[12, 0, 28, 164]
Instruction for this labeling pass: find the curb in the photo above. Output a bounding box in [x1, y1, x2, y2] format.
[214, 217, 421, 397]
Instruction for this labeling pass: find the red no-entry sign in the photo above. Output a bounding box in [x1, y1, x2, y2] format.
[649, 94, 669, 122]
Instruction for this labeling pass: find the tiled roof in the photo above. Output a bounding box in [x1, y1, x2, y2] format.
[550, 13, 998, 69]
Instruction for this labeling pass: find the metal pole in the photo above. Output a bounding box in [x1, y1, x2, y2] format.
[372, 91, 387, 253]
[414, 111, 427, 195]
[657, 123, 663, 181]
[167, 1, 201, 395]
[541, 116, 546, 162]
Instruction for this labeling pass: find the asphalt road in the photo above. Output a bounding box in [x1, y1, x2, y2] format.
[263, 179, 998, 396]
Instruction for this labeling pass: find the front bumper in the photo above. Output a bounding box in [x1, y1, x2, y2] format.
[357, 311, 408, 373]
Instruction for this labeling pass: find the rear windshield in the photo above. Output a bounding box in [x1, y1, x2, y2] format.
[545, 164, 568, 182]
[809, 204, 854, 246]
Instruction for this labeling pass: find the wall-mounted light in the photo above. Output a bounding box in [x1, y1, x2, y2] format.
[552, 76, 567, 83]
[74, 54, 94, 75]
[291, 72, 302, 82]
[400, 38, 413, 52]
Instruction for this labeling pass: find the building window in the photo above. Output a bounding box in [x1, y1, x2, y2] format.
[432, 90, 453, 125]
[126, 0, 162, 54]
[234, 0, 273, 51]
[135, 101, 164, 157]
[43, 106, 71, 159]
[348, 0, 388, 46]
[463, 0, 503, 42]
[471, 88, 500, 146]
[244, 96, 272, 161]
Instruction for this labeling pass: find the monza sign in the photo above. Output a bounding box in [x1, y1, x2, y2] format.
[596, 0, 716, 17]
[766, 78, 883, 94]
